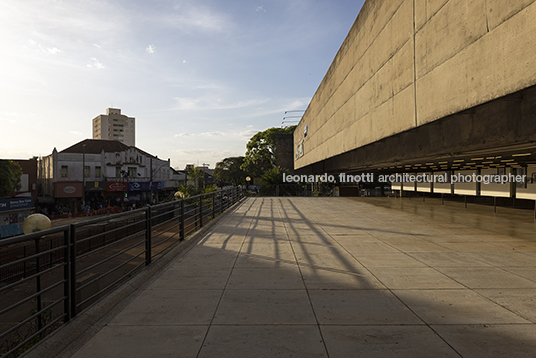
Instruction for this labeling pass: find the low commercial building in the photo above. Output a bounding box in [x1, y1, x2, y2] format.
[38, 139, 174, 213]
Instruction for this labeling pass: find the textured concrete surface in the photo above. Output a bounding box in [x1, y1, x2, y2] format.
[68, 197, 536, 357]
[295, 0, 536, 170]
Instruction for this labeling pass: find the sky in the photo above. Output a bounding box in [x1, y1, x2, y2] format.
[0, 0, 365, 169]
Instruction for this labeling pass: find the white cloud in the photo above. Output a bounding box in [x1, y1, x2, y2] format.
[28, 40, 62, 55]
[256, 5, 266, 13]
[146, 44, 155, 54]
[200, 131, 224, 137]
[172, 95, 268, 111]
[157, 4, 232, 34]
[174, 133, 192, 137]
[69, 130, 83, 136]
[86, 57, 104, 69]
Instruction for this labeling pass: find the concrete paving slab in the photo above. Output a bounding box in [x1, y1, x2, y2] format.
[308, 290, 423, 325]
[227, 266, 305, 290]
[367, 267, 465, 289]
[432, 324, 536, 358]
[503, 267, 536, 282]
[379, 239, 454, 252]
[407, 252, 492, 267]
[72, 326, 207, 358]
[464, 252, 536, 267]
[393, 289, 530, 324]
[109, 289, 222, 325]
[335, 240, 401, 255]
[321, 325, 460, 358]
[300, 266, 386, 290]
[476, 289, 536, 323]
[213, 289, 316, 325]
[435, 267, 536, 289]
[436, 242, 510, 253]
[293, 250, 367, 273]
[198, 325, 327, 358]
[353, 252, 429, 267]
[148, 267, 232, 290]
[234, 253, 297, 268]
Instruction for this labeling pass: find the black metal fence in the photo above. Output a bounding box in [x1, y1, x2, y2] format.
[0, 187, 243, 357]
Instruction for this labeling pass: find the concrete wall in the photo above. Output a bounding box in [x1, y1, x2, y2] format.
[295, 0, 536, 170]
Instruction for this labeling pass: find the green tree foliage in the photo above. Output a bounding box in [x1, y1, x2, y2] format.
[214, 157, 246, 186]
[0, 160, 23, 198]
[241, 126, 296, 178]
[259, 167, 302, 196]
[187, 166, 205, 193]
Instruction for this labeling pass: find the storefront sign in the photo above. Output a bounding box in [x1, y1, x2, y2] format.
[55, 182, 83, 198]
[86, 181, 106, 191]
[0, 198, 34, 212]
[107, 182, 126, 192]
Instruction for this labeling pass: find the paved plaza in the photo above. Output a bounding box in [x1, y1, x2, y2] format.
[66, 197, 536, 357]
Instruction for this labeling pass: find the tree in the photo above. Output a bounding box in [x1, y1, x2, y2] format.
[260, 167, 302, 196]
[241, 126, 296, 177]
[186, 166, 205, 194]
[214, 157, 246, 186]
[0, 160, 23, 198]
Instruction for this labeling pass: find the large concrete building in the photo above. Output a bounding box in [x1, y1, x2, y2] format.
[92, 108, 135, 146]
[294, 0, 536, 199]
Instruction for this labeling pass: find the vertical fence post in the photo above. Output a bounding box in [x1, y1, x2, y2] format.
[63, 228, 71, 322]
[35, 237, 43, 333]
[145, 206, 152, 266]
[464, 195, 467, 209]
[212, 192, 216, 219]
[494, 197, 497, 213]
[199, 195, 204, 228]
[180, 199, 185, 241]
[219, 191, 223, 215]
[23, 245, 27, 278]
[69, 224, 77, 317]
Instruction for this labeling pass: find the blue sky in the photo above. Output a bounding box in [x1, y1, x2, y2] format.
[0, 0, 364, 169]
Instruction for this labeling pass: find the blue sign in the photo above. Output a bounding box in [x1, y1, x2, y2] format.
[0, 198, 34, 212]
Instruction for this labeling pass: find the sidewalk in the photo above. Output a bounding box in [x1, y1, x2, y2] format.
[67, 197, 536, 357]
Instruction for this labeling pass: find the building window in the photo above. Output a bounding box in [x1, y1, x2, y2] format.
[116, 167, 121, 178]
[84, 166, 90, 178]
[61, 166, 68, 178]
[128, 167, 136, 177]
[95, 166, 101, 178]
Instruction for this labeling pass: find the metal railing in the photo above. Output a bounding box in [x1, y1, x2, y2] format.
[0, 187, 243, 357]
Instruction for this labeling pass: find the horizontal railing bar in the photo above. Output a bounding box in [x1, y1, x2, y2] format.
[0, 263, 64, 294]
[77, 238, 146, 277]
[3, 310, 66, 357]
[76, 229, 146, 261]
[76, 219, 146, 245]
[0, 244, 67, 271]
[76, 259, 145, 309]
[151, 222, 181, 242]
[0, 226, 69, 247]
[72, 209, 146, 228]
[0, 296, 66, 341]
[0, 279, 66, 316]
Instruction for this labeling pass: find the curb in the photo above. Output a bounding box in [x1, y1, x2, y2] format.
[21, 198, 245, 358]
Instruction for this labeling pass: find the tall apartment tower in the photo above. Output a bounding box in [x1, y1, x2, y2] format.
[92, 108, 135, 146]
